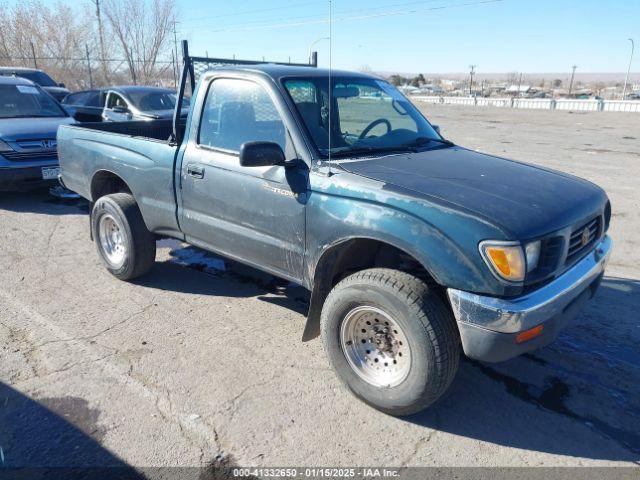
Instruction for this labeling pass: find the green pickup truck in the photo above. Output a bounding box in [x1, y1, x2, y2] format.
[57, 42, 612, 415]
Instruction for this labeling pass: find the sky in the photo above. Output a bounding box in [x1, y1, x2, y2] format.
[175, 0, 639, 75]
[12, 0, 640, 75]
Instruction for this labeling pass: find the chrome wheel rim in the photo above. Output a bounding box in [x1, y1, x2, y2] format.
[98, 214, 126, 269]
[340, 306, 411, 388]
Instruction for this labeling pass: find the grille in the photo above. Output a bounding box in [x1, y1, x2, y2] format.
[566, 217, 600, 264]
[1, 150, 58, 162]
[16, 139, 57, 149]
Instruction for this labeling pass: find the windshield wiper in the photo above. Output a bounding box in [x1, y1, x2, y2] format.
[403, 136, 455, 148]
[329, 145, 418, 158]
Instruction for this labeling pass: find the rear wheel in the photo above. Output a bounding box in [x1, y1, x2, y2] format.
[321, 268, 460, 416]
[91, 193, 156, 280]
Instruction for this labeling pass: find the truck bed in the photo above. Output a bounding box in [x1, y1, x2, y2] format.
[70, 118, 186, 143]
[57, 119, 184, 236]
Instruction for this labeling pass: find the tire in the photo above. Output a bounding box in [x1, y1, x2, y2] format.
[320, 268, 460, 416]
[91, 193, 156, 280]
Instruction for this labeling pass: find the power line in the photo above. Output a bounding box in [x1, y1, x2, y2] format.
[184, 0, 446, 28]
[0, 55, 175, 64]
[182, 1, 322, 22]
[196, 0, 504, 34]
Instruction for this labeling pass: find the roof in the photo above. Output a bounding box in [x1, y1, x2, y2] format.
[111, 85, 175, 93]
[201, 63, 376, 81]
[0, 75, 34, 86]
[0, 66, 40, 73]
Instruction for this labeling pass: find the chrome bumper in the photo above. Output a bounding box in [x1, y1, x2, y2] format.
[447, 235, 612, 362]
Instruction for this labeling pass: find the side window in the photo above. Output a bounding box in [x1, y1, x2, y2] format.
[85, 91, 102, 107]
[62, 92, 79, 105]
[107, 93, 127, 109]
[284, 80, 328, 149]
[198, 78, 286, 153]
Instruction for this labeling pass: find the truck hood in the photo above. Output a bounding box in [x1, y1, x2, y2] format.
[338, 146, 608, 239]
[0, 117, 75, 141]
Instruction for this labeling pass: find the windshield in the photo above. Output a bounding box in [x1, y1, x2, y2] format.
[284, 76, 442, 158]
[0, 84, 67, 118]
[126, 90, 188, 111]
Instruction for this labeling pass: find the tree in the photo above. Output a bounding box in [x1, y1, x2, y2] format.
[0, 1, 96, 89]
[552, 78, 563, 88]
[103, 0, 176, 85]
[389, 74, 407, 86]
[411, 73, 425, 87]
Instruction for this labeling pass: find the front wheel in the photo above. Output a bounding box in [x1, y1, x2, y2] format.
[321, 268, 460, 416]
[91, 193, 156, 280]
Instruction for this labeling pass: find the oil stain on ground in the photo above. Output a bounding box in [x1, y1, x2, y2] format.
[472, 361, 640, 455]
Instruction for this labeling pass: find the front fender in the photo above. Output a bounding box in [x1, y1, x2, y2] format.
[300, 171, 511, 341]
[306, 177, 501, 294]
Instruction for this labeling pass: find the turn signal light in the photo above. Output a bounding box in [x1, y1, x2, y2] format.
[515, 325, 544, 344]
[480, 241, 526, 282]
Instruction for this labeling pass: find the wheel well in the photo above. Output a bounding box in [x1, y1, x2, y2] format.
[91, 171, 132, 202]
[324, 239, 438, 290]
[302, 238, 443, 341]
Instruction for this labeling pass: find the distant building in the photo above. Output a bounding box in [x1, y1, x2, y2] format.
[398, 85, 420, 95]
[440, 79, 461, 91]
[506, 85, 531, 95]
[418, 84, 444, 95]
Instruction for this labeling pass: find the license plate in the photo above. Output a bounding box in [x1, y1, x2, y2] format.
[41, 167, 60, 180]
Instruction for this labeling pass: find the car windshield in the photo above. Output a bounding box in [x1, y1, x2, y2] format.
[7, 70, 58, 87]
[283, 76, 443, 158]
[126, 90, 188, 112]
[0, 84, 67, 118]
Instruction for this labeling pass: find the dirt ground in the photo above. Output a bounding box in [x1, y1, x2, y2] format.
[0, 104, 639, 470]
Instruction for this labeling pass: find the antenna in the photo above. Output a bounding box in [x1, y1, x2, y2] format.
[327, 0, 333, 174]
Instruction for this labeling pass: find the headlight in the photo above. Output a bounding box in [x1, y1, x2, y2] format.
[480, 241, 525, 282]
[0, 140, 14, 152]
[525, 240, 541, 272]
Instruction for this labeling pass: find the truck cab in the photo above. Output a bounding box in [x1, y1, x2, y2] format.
[57, 43, 612, 416]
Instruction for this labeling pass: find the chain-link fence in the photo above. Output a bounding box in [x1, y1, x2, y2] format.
[0, 48, 179, 92]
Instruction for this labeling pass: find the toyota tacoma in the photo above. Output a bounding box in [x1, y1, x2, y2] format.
[57, 42, 612, 415]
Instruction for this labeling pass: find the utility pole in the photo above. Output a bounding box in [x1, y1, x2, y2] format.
[308, 37, 329, 64]
[85, 44, 93, 88]
[469, 65, 476, 96]
[130, 47, 137, 85]
[517, 72, 523, 96]
[29, 42, 37, 69]
[568, 65, 577, 96]
[622, 38, 635, 100]
[92, 0, 109, 84]
[171, 50, 177, 89]
[172, 19, 180, 86]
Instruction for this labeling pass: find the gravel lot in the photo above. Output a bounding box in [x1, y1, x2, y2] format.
[1, 105, 639, 470]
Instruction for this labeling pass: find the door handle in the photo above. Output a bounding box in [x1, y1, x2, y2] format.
[186, 164, 205, 179]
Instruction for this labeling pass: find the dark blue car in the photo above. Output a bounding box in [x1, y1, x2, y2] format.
[0, 76, 75, 191]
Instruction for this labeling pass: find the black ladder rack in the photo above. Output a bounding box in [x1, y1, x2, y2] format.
[172, 40, 317, 143]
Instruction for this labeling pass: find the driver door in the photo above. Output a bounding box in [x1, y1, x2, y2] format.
[103, 91, 132, 122]
[178, 77, 308, 283]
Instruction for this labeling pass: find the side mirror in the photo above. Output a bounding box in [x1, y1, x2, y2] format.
[59, 82, 66, 88]
[240, 141, 285, 167]
[432, 124, 441, 135]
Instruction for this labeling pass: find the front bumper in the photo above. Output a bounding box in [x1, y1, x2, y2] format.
[0, 165, 58, 191]
[447, 235, 612, 362]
